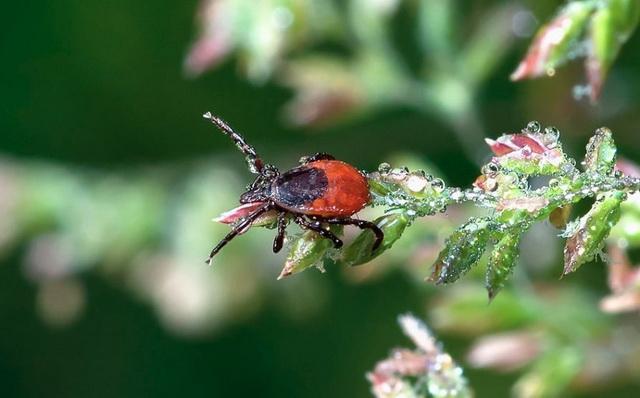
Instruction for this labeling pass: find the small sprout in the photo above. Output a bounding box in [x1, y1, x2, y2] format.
[485, 125, 568, 175]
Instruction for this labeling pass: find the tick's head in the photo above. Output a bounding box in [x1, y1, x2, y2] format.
[239, 164, 279, 203]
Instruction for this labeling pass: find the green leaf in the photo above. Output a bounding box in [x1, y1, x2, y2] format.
[544, 3, 594, 70]
[563, 191, 625, 275]
[513, 346, 583, 398]
[279, 228, 340, 279]
[591, 7, 617, 72]
[608, 0, 640, 37]
[429, 218, 492, 284]
[583, 127, 617, 174]
[510, 2, 594, 80]
[342, 212, 410, 266]
[485, 232, 521, 300]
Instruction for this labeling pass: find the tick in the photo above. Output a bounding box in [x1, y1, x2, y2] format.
[203, 112, 383, 264]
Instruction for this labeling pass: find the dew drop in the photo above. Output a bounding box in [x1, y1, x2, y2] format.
[549, 178, 559, 188]
[378, 162, 391, 173]
[481, 162, 500, 176]
[431, 178, 445, 192]
[544, 126, 559, 139]
[526, 121, 541, 133]
[572, 84, 592, 101]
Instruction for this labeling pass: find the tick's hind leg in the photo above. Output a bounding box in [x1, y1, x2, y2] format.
[294, 216, 343, 248]
[324, 217, 384, 251]
[272, 212, 288, 253]
[299, 153, 335, 165]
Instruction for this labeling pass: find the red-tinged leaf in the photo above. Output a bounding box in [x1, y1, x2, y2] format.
[615, 158, 640, 178]
[510, 134, 547, 154]
[485, 138, 516, 156]
[184, 0, 234, 77]
[214, 202, 278, 234]
[213, 202, 267, 224]
[184, 35, 233, 77]
[511, 3, 594, 81]
[497, 197, 549, 213]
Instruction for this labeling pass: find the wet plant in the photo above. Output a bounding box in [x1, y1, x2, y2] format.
[246, 121, 640, 300]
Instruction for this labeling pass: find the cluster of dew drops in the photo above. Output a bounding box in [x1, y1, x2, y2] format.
[371, 120, 640, 227]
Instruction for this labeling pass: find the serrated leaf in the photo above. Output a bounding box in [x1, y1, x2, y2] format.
[583, 127, 617, 174]
[342, 212, 410, 267]
[486, 232, 521, 300]
[563, 191, 625, 275]
[429, 218, 492, 284]
[279, 228, 340, 279]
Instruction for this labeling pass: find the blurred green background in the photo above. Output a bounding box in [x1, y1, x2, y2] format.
[2, 0, 640, 397]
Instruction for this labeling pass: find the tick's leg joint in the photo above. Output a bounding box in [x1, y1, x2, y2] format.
[324, 217, 384, 251]
[272, 212, 288, 253]
[294, 216, 343, 248]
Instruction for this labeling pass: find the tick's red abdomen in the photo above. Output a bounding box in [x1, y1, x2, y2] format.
[302, 160, 370, 217]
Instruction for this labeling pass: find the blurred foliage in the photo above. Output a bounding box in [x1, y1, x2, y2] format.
[368, 314, 471, 398]
[2, 0, 640, 397]
[511, 0, 639, 102]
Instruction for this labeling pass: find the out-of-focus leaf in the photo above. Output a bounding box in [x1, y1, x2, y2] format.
[281, 56, 366, 126]
[368, 314, 472, 398]
[430, 285, 540, 335]
[511, 2, 594, 81]
[513, 346, 583, 398]
[459, 4, 517, 86]
[608, 0, 640, 35]
[563, 191, 625, 275]
[429, 218, 492, 284]
[342, 212, 410, 267]
[586, 6, 617, 101]
[586, 0, 640, 101]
